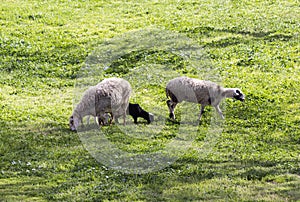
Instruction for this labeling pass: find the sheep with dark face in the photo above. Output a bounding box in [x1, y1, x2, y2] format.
[69, 78, 131, 131]
[166, 76, 245, 120]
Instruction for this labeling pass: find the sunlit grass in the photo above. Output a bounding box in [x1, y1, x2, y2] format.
[0, 0, 299, 201]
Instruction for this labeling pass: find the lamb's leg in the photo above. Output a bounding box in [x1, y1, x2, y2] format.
[167, 100, 177, 119]
[133, 116, 138, 124]
[199, 105, 205, 120]
[215, 105, 224, 119]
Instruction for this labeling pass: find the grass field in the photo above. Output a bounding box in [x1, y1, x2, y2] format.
[0, 0, 299, 201]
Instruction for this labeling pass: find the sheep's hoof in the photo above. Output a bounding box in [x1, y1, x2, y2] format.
[169, 113, 175, 119]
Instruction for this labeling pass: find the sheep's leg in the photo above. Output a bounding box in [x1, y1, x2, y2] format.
[80, 118, 84, 127]
[86, 116, 90, 125]
[215, 105, 224, 119]
[167, 100, 177, 119]
[171, 102, 177, 119]
[110, 113, 114, 125]
[123, 113, 126, 126]
[119, 109, 126, 126]
[133, 117, 138, 124]
[199, 105, 205, 120]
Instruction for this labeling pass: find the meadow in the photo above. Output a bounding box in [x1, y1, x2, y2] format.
[0, 0, 299, 201]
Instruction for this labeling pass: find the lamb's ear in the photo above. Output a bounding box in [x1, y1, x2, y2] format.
[234, 89, 241, 96]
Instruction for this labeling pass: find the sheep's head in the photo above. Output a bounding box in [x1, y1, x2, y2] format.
[98, 113, 111, 126]
[233, 89, 245, 102]
[69, 115, 80, 131]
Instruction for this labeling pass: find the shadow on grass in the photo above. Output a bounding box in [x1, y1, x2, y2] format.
[134, 159, 300, 201]
[183, 26, 294, 48]
[1, 121, 299, 201]
[185, 26, 294, 39]
[0, 177, 50, 201]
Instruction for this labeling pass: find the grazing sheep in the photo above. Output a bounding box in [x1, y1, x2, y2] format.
[128, 103, 154, 124]
[69, 78, 131, 131]
[69, 85, 98, 131]
[166, 76, 245, 120]
[95, 78, 131, 126]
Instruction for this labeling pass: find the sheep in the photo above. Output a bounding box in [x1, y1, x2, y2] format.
[107, 103, 154, 124]
[95, 78, 131, 125]
[69, 78, 131, 131]
[69, 85, 98, 131]
[166, 76, 245, 121]
[128, 103, 154, 124]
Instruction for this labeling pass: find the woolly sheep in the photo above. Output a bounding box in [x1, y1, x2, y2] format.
[69, 78, 131, 131]
[166, 76, 245, 120]
[94, 78, 131, 126]
[69, 85, 98, 131]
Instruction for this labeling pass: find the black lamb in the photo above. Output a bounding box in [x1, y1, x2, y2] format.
[128, 103, 154, 124]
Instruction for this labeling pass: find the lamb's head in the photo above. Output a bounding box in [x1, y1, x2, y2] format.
[232, 88, 245, 102]
[148, 113, 154, 123]
[69, 115, 80, 131]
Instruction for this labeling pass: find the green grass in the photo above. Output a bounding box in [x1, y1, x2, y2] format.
[0, 0, 299, 201]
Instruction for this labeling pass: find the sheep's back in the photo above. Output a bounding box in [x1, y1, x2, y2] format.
[166, 77, 201, 103]
[95, 78, 131, 113]
[166, 77, 223, 105]
[192, 79, 223, 105]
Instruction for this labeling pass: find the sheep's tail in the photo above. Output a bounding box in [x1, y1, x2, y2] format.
[166, 87, 178, 103]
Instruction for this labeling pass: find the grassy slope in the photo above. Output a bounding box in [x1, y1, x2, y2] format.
[0, 0, 299, 201]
